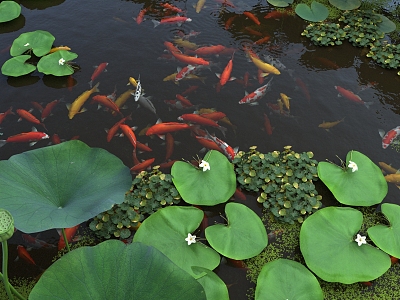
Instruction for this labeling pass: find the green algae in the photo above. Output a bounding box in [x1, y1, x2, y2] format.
[0, 277, 35, 299]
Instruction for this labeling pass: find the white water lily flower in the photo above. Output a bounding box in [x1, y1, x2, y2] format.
[185, 233, 196, 245]
[199, 160, 210, 172]
[355, 234, 367, 246]
[58, 58, 65, 65]
[348, 160, 358, 172]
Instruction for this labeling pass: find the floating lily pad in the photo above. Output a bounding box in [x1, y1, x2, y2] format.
[192, 266, 229, 300]
[10, 30, 55, 57]
[376, 14, 396, 33]
[300, 207, 391, 283]
[171, 150, 236, 206]
[37, 50, 77, 76]
[255, 259, 324, 300]
[295, 1, 329, 22]
[266, 0, 293, 7]
[205, 202, 268, 259]
[29, 241, 206, 300]
[1, 55, 36, 76]
[133, 206, 220, 278]
[0, 140, 131, 233]
[368, 203, 400, 258]
[0, 1, 21, 22]
[328, 0, 360, 10]
[317, 151, 387, 206]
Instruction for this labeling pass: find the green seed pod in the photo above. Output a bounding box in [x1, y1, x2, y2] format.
[0, 209, 14, 242]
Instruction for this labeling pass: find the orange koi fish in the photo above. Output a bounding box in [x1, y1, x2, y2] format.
[49, 46, 71, 53]
[0, 128, 49, 147]
[136, 141, 152, 152]
[89, 63, 108, 88]
[146, 122, 192, 136]
[58, 224, 80, 250]
[378, 162, 399, 174]
[171, 51, 210, 65]
[178, 114, 227, 135]
[335, 86, 373, 108]
[234, 187, 246, 200]
[16, 245, 36, 265]
[263, 113, 273, 135]
[243, 11, 260, 25]
[384, 173, 400, 184]
[160, 3, 184, 13]
[92, 95, 122, 115]
[0, 106, 14, 124]
[194, 45, 225, 56]
[134, 7, 147, 24]
[41, 99, 62, 121]
[130, 158, 155, 173]
[120, 124, 137, 149]
[254, 36, 270, 45]
[216, 52, 236, 86]
[318, 118, 345, 130]
[181, 85, 199, 95]
[165, 133, 174, 161]
[152, 16, 192, 27]
[17, 109, 47, 130]
[106, 114, 132, 142]
[225, 15, 238, 29]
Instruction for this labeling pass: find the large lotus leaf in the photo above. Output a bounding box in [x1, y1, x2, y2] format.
[1, 55, 36, 76]
[10, 30, 55, 57]
[133, 206, 220, 278]
[266, 0, 293, 7]
[171, 150, 236, 205]
[295, 1, 329, 22]
[300, 207, 391, 283]
[376, 14, 396, 33]
[192, 266, 229, 300]
[255, 259, 323, 300]
[205, 202, 268, 260]
[328, 0, 360, 10]
[0, 1, 21, 22]
[0, 140, 131, 233]
[367, 203, 400, 258]
[29, 240, 206, 300]
[317, 151, 387, 206]
[37, 50, 77, 76]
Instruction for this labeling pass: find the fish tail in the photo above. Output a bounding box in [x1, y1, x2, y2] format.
[152, 20, 160, 28]
[0, 140, 6, 147]
[93, 82, 100, 93]
[364, 101, 373, 109]
[218, 125, 228, 137]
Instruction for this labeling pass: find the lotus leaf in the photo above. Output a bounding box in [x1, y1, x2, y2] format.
[328, 0, 360, 10]
[10, 30, 55, 57]
[205, 202, 268, 259]
[300, 207, 391, 283]
[29, 241, 206, 300]
[1, 55, 36, 76]
[367, 203, 400, 258]
[0, 140, 131, 233]
[171, 150, 236, 205]
[266, 0, 293, 7]
[317, 151, 387, 206]
[295, 1, 329, 22]
[376, 14, 396, 33]
[192, 266, 229, 300]
[0, 1, 21, 23]
[133, 206, 220, 278]
[255, 259, 323, 300]
[37, 50, 77, 76]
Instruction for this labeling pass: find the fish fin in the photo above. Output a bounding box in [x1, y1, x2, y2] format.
[0, 140, 6, 148]
[218, 126, 228, 137]
[97, 104, 102, 110]
[93, 82, 100, 93]
[79, 108, 88, 114]
[215, 73, 221, 79]
[32, 127, 38, 132]
[88, 80, 93, 88]
[29, 141, 37, 146]
[249, 102, 259, 106]
[66, 103, 71, 110]
[152, 20, 160, 28]
[378, 129, 386, 138]
[364, 101, 373, 109]
[17, 117, 22, 122]
[229, 77, 236, 81]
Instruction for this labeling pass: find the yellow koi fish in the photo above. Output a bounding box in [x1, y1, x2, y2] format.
[277, 99, 284, 114]
[49, 46, 71, 54]
[163, 72, 206, 84]
[250, 55, 280, 75]
[68, 82, 100, 119]
[173, 38, 198, 50]
[111, 89, 135, 116]
[379, 162, 399, 174]
[195, 0, 206, 13]
[318, 118, 345, 130]
[127, 77, 138, 88]
[280, 93, 291, 110]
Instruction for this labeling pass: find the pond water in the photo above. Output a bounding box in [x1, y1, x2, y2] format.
[0, 0, 399, 299]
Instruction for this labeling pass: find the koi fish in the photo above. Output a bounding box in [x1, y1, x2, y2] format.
[216, 52, 236, 86]
[160, 3, 184, 13]
[315, 57, 339, 70]
[249, 55, 280, 75]
[113, 89, 134, 114]
[263, 113, 273, 135]
[263, 54, 287, 71]
[335, 86, 373, 108]
[21, 233, 56, 249]
[132, 74, 142, 101]
[30, 102, 44, 112]
[152, 16, 192, 27]
[16, 245, 36, 265]
[181, 85, 199, 95]
[41, 99, 62, 121]
[0, 127, 49, 147]
[280, 93, 291, 110]
[89, 63, 108, 88]
[195, 135, 223, 152]
[127, 76, 139, 88]
[171, 51, 210, 66]
[137, 141, 152, 152]
[0, 107, 14, 124]
[68, 82, 100, 119]
[16, 109, 47, 130]
[254, 36, 270, 45]
[58, 224, 80, 250]
[137, 94, 157, 115]
[194, 45, 225, 56]
[244, 27, 263, 36]
[159, 160, 178, 169]
[130, 158, 156, 173]
[178, 113, 227, 136]
[378, 126, 400, 149]
[243, 11, 260, 25]
[264, 9, 290, 19]
[173, 38, 198, 50]
[384, 173, 400, 184]
[106, 114, 132, 142]
[266, 103, 296, 118]
[225, 15, 238, 29]
[175, 30, 201, 39]
[120, 124, 137, 149]
[50, 133, 62, 145]
[198, 111, 226, 121]
[294, 76, 310, 102]
[318, 118, 345, 130]
[92, 95, 122, 115]
[195, 0, 206, 13]
[234, 187, 246, 200]
[239, 77, 273, 105]
[176, 94, 195, 107]
[378, 162, 399, 174]
[205, 130, 237, 161]
[146, 121, 192, 136]
[49, 46, 71, 53]
[134, 7, 147, 24]
[176, 65, 197, 82]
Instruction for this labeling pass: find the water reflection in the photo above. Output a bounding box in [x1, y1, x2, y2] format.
[6, 74, 40, 87]
[0, 14, 25, 34]
[19, 0, 65, 10]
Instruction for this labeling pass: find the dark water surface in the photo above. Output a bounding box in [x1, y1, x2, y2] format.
[1, 0, 399, 298]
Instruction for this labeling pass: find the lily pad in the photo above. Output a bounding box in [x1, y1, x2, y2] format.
[37, 50, 77, 76]
[0, 140, 131, 233]
[368, 203, 400, 258]
[133, 206, 220, 278]
[29, 241, 206, 300]
[1, 55, 36, 76]
[266, 0, 293, 7]
[205, 202, 268, 259]
[376, 14, 396, 33]
[295, 1, 329, 22]
[10, 30, 55, 57]
[328, 0, 360, 10]
[300, 206, 391, 283]
[192, 266, 229, 300]
[0, 1, 21, 22]
[171, 150, 236, 206]
[317, 151, 387, 206]
[255, 259, 324, 300]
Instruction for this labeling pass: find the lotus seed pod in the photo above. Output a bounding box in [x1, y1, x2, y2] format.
[0, 209, 14, 242]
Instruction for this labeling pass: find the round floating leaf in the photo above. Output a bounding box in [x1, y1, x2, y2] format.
[1, 55, 36, 76]
[133, 206, 220, 278]
[0, 140, 131, 233]
[255, 259, 324, 300]
[317, 151, 387, 206]
[328, 0, 360, 10]
[192, 266, 229, 300]
[171, 150, 236, 205]
[300, 207, 391, 283]
[0, 1, 21, 22]
[368, 203, 400, 258]
[376, 14, 396, 33]
[29, 241, 206, 300]
[37, 50, 77, 76]
[205, 202, 268, 260]
[295, 1, 329, 22]
[10, 30, 55, 57]
[266, 0, 293, 7]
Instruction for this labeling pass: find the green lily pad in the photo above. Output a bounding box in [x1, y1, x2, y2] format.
[255, 259, 324, 300]
[328, 0, 360, 10]
[192, 266, 229, 300]
[368, 203, 400, 258]
[300, 207, 391, 283]
[317, 151, 387, 206]
[171, 150, 236, 206]
[10, 30, 55, 57]
[295, 1, 329, 22]
[133, 206, 220, 278]
[205, 202, 268, 260]
[266, 0, 293, 7]
[0, 1, 21, 22]
[1, 55, 36, 76]
[29, 241, 206, 300]
[37, 50, 77, 76]
[0, 140, 131, 233]
[376, 14, 396, 33]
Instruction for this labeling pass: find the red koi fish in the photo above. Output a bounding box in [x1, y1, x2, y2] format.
[130, 158, 155, 173]
[160, 3, 184, 13]
[146, 122, 192, 136]
[136, 141, 152, 152]
[195, 135, 224, 152]
[390, 256, 399, 265]
[225, 15, 238, 29]
[58, 224, 80, 250]
[165, 133, 174, 161]
[294, 77, 310, 102]
[194, 45, 225, 56]
[226, 258, 247, 269]
[239, 77, 273, 105]
[16, 245, 36, 265]
[106, 114, 132, 142]
[254, 36, 270, 45]
[378, 126, 400, 149]
[16, 109, 47, 130]
[243, 11, 260, 25]
[0, 107, 14, 124]
[181, 85, 199, 95]
[0, 127, 49, 147]
[178, 114, 227, 135]
[198, 111, 226, 121]
[171, 51, 210, 65]
[264, 9, 290, 19]
[214, 0, 235, 8]
[244, 26, 263, 36]
[159, 160, 178, 169]
[31, 102, 44, 112]
[216, 52, 236, 86]
[234, 187, 246, 200]
[120, 124, 137, 149]
[41, 99, 62, 121]
[50, 133, 62, 145]
[175, 65, 196, 82]
[92, 95, 122, 115]
[164, 41, 182, 54]
[89, 62, 108, 88]
[335, 86, 373, 108]
[205, 130, 236, 161]
[263, 113, 273, 135]
[152, 16, 192, 27]
[134, 7, 147, 24]
[176, 94, 195, 107]
[21, 234, 56, 249]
